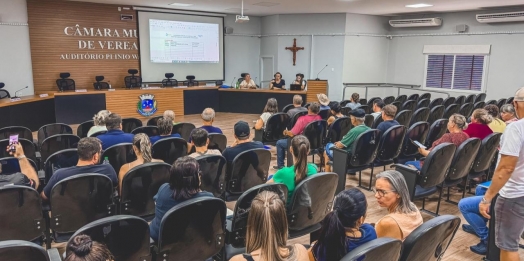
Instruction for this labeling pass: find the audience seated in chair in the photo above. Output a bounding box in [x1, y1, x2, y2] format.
[65, 234, 114, 261]
[465, 109, 493, 140]
[376, 104, 399, 135]
[405, 114, 469, 171]
[317, 93, 331, 111]
[484, 104, 506, 133]
[371, 99, 385, 120]
[275, 102, 322, 169]
[188, 128, 221, 158]
[267, 135, 318, 203]
[255, 98, 279, 130]
[188, 108, 223, 143]
[163, 110, 178, 125]
[327, 102, 344, 126]
[149, 156, 214, 241]
[309, 188, 377, 261]
[287, 95, 308, 119]
[500, 104, 518, 125]
[324, 109, 370, 172]
[374, 170, 422, 241]
[2, 142, 39, 188]
[230, 191, 309, 261]
[41, 137, 117, 201]
[345, 93, 361, 110]
[118, 133, 163, 193]
[96, 113, 134, 150]
[458, 184, 490, 255]
[223, 121, 264, 164]
[150, 117, 181, 144]
[87, 110, 111, 137]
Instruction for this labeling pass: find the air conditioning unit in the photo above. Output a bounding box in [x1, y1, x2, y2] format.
[389, 18, 442, 27]
[476, 11, 524, 23]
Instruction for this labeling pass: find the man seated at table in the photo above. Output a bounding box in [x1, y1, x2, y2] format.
[188, 108, 223, 143]
[287, 95, 307, 119]
[270, 72, 285, 90]
[41, 137, 117, 201]
[222, 121, 264, 163]
[275, 102, 322, 170]
[371, 99, 385, 119]
[97, 113, 134, 150]
[239, 73, 257, 89]
[150, 117, 182, 144]
[376, 105, 400, 134]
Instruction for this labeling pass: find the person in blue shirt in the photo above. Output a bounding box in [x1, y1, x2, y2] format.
[310, 188, 377, 261]
[149, 156, 214, 241]
[345, 93, 361, 110]
[222, 121, 264, 163]
[376, 104, 400, 134]
[188, 108, 223, 143]
[96, 113, 134, 150]
[317, 93, 331, 111]
[150, 117, 181, 144]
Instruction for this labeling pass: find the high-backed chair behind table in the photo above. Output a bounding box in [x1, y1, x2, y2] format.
[172, 122, 196, 141]
[101, 143, 136, 174]
[397, 121, 429, 163]
[0, 82, 10, 99]
[93, 75, 110, 90]
[68, 215, 152, 261]
[184, 75, 198, 87]
[325, 117, 351, 144]
[0, 240, 61, 261]
[427, 105, 445, 126]
[429, 98, 443, 109]
[208, 133, 227, 152]
[196, 155, 227, 198]
[124, 69, 142, 88]
[43, 148, 78, 185]
[122, 118, 143, 133]
[0, 126, 33, 141]
[225, 148, 271, 201]
[162, 73, 178, 87]
[56, 72, 75, 91]
[120, 162, 171, 220]
[131, 126, 159, 137]
[340, 238, 402, 261]
[40, 134, 79, 169]
[410, 107, 430, 127]
[424, 119, 448, 148]
[254, 113, 289, 145]
[394, 109, 413, 129]
[37, 123, 73, 147]
[152, 137, 188, 165]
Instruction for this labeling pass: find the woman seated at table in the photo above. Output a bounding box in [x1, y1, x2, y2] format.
[255, 98, 278, 130]
[292, 73, 307, 90]
[240, 73, 257, 89]
[464, 109, 493, 140]
[270, 72, 286, 90]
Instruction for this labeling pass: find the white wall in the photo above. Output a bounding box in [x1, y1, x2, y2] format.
[0, 0, 34, 96]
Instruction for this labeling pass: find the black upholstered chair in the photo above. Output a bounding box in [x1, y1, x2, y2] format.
[459, 103, 474, 118]
[325, 117, 351, 144]
[93, 75, 110, 90]
[407, 93, 419, 102]
[154, 197, 225, 260]
[56, 72, 75, 91]
[340, 107, 352, 116]
[424, 119, 448, 148]
[289, 111, 308, 129]
[394, 110, 413, 129]
[124, 69, 142, 88]
[318, 109, 331, 120]
[196, 155, 227, 198]
[298, 120, 327, 165]
[0, 126, 33, 140]
[399, 215, 460, 261]
[131, 126, 159, 137]
[122, 118, 143, 133]
[391, 101, 402, 115]
[364, 114, 374, 128]
[383, 96, 395, 105]
[401, 100, 417, 112]
[152, 137, 188, 165]
[443, 97, 456, 108]
[253, 113, 290, 145]
[465, 94, 476, 104]
[455, 95, 466, 106]
[359, 98, 367, 106]
[416, 98, 430, 109]
[68, 215, 151, 261]
[443, 104, 460, 119]
[473, 101, 486, 112]
[419, 92, 431, 101]
[427, 105, 445, 126]
[366, 97, 381, 107]
[208, 133, 227, 152]
[371, 115, 383, 129]
[101, 143, 136, 174]
[496, 98, 507, 109]
[398, 122, 429, 163]
[507, 97, 514, 104]
[0, 82, 10, 99]
[394, 95, 407, 104]
[40, 134, 79, 169]
[282, 104, 295, 113]
[485, 99, 497, 106]
[172, 122, 196, 140]
[225, 148, 271, 201]
[37, 123, 73, 147]
[77, 120, 94, 138]
[369, 125, 406, 190]
[162, 73, 178, 87]
[340, 237, 402, 261]
[0, 240, 61, 261]
[340, 100, 351, 107]
[146, 116, 163, 126]
[120, 162, 171, 220]
[356, 105, 370, 114]
[465, 133, 502, 191]
[0, 157, 38, 175]
[475, 93, 487, 103]
[429, 98, 443, 109]
[43, 148, 78, 184]
[184, 75, 199, 87]
[410, 107, 430, 126]
[0, 138, 37, 163]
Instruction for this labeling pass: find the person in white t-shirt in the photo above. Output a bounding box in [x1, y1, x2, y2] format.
[480, 87, 524, 261]
[255, 98, 278, 130]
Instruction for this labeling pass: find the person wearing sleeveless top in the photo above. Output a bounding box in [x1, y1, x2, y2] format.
[188, 128, 221, 158]
[230, 191, 309, 261]
[327, 102, 344, 126]
[374, 170, 423, 241]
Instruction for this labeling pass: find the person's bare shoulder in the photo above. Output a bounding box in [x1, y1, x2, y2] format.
[229, 254, 247, 261]
[294, 244, 310, 261]
[152, 159, 164, 163]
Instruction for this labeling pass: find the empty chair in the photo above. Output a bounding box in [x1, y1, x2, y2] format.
[398, 122, 429, 162]
[425, 119, 449, 148]
[394, 110, 413, 129]
[391, 101, 402, 115]
[68, 215, 151, 261]
[356, 105, 370, 114]
[124, 69, 142, 88]
[131, 126, 159, 137]
[399, 215, 460, 261]
[43, 148, 78, 184]
[146, 116, 163, 126]
[429, 98, 443, 109]
[394, 95, 407, 104]
[0, 82, 10, 99]
[76, 120, 94, 138]
[368, 125, 406, 190]
[325, 117, 351, 144]
[486, 99, 497, 106]
[172, 122, 196, 140]
[366, 97, 381, 108]
[282, 104, 295, 113]
[162, 73, 178, 87]
[0, 138, 37, 163]
[416, 98, 430, 109]
[340, 237, 402, 261]
[465, 133, 502, 191]
[0, 240, 60, 261]
[465, 94, 476, 104]
[253, 113, 290, 144]
[419, 92, 431, 101]
[496, 98, 508, 109]
[443, 104, 460, 119]
[154, 197, 225, 260]
[383, 96, 395, 105]
[427, 105, 445, 126]
[120, 162, 171, 219]
[93, 75, 110, 90]
[208, 133, 227, 152]
[121, 118, 143, 133]
[364, 114, 374, 128]
[56, 72, 75, 91]
[225, 148, 271, 201]
[443, 97, 456, 108]
[152, 137, 188, 164]
[196, 155, 227, 197]
[407, 94, 419, 101]
[0, 126, 33, 140]
[410, 107, 430, 126]
[459, 103, 474, 118]
[475, 93, 487, 103]
[401, 100, 417, 112]
[473, 101, 486, 111]
[37, 123, 73, 146]
[455, 95, 466, 106]
[184, 75, 199, 87]
[101, 143, 136, 174]
[40, 134, 79, 169]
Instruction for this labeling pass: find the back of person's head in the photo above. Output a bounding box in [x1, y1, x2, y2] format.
[163, 110, 175, 122]
[293, 95, 303, 105]
[105, 113, 122, 130]
[329, 102, 341, 114]
[351, 93, 360, 103]
[191, 128, 208, 147]
[449, 114, 468, 130]
[246, 191, 296, 261]
[374, 99, 385, 110]
[202, 108, 215, 122]
[484, 104, 500, 118]
[133, 133, 152, 163]
[472, 108, 493, 124]
[169, 156, 200, 200]
[93, 110, 111, 126]
[157, 117, 173, 135]
[382, 104, 397, 118]
[376, 170, 417, 214]
[65, 234, 113, 261]
[313, 188, 368, 261]
[291, 135, 310, 185]
[263, 98, 279, 114]
[309, 102, 320, 114]
[77, 137, 101, 162]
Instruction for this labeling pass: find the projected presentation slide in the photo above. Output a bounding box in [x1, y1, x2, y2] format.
[150, 19, 220, 63]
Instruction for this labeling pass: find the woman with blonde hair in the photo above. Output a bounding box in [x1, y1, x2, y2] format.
[230, 191, 309, 261]
[464, 109, 493, 140]
[87, 110, 111, 137]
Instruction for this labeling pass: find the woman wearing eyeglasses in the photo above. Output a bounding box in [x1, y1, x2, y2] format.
[374, 170, 423, 241]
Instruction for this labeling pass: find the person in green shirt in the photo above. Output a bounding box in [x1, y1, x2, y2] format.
[324, 109, 370, 172]
[268, 135, 318, 203]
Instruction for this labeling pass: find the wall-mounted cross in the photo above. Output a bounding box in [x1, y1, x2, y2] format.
[285, 38, 304, 66]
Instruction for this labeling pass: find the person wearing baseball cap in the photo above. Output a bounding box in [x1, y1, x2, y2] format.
[323, 108, 370, 172]
[317, 93, 331, 110]
[222, 121, 264, 164]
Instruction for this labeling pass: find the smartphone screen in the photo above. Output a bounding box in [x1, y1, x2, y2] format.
[410, 139, 427, 149]
[9, 134, 18, 152]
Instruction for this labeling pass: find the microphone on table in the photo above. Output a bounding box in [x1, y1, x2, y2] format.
[315, 64, 328, 80]
[230, 77, 236, 88]
[13, 86, 28, 99]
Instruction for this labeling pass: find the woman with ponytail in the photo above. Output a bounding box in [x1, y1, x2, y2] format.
[230, 191, 309, 261]
[118, 133, 163, 193]
[309, 188, 376, 261]
[149, 156, 213, 241]
[464, 109, 493, 140]
[268, 135, 318, 203]
[65, 234, 114, 261]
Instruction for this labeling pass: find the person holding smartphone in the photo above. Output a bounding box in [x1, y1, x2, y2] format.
[2, 142, 39, 189]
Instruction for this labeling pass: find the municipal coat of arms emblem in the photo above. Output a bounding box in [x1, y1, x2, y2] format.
[137, 94, 158, 117]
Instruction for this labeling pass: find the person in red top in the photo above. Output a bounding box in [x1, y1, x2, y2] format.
[274, 102, 322, 169]
[465, 109, 494, 140]
[406, 114, 470, 170]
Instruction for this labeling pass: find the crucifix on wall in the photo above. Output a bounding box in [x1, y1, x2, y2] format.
[285, 38, 304, 66]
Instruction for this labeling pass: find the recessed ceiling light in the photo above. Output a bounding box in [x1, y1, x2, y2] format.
[169, 3, 193, 7]
[405, 3, 433, 8]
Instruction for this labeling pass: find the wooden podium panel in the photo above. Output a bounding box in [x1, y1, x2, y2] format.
[306, 80, 328, 103]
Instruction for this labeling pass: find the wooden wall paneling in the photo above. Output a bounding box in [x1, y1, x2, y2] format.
[306, 80, 328, 103]
[105, 89, 184, 120]
[27, 0, 139, 94]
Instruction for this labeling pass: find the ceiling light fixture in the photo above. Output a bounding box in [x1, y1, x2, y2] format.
[405, 3, 433, 8]
[169, 3, 193, 7]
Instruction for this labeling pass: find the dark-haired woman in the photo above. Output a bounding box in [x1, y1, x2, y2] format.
[268, 135, 318, 203]
[484, 104, 506, 133]
[309, 188, 376, 261]
[65, 234, 114, 261]
[327, 102, 343, 126]
[149, 156, 213, 241]
[255, 98, 279, 130]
